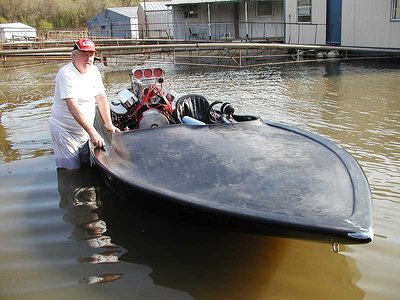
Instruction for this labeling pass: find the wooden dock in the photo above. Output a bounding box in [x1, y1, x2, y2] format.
[1, 39, 399, 68]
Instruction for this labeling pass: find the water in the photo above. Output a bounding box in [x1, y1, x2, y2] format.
[0, 58, 399, 299]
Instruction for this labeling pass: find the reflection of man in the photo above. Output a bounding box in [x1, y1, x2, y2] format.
[57, 168, 98, 210]
[57, 168, 117, 247]
[49, 38, 120, 169]
[57, 168, 123, 284]
[57, 168, 105, 244]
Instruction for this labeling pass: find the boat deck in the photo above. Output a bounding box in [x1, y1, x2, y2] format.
[91, 118, 373, 244]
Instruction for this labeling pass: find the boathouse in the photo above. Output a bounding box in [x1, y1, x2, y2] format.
[0, 23, 36, 42]
[167, 0, 284, 41]
[87, 7, 139, 39]
[167, 0, 400, 48]
[285, 0, 400, 49]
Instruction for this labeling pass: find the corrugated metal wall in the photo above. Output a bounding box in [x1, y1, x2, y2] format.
[240, 1, 284, 38]
[285, 0, 326, 45]
[0, 23, 37, 42]
[137, 2, 172, 39]
[171, 3, 236, 40]
[87, 8, 139, 39]
[86, 1, 400, 48]
[285, 0, 400, 48]
[171, 1, 285, 40]
[342, 0, 400, 48]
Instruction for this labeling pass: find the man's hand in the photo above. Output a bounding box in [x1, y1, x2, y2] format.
[104, 123, 121, 133]
[88, 129, 105, 148]
[66, 98, 106, 147]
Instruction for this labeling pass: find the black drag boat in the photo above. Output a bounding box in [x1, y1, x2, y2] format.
[90, 67, 373, 245]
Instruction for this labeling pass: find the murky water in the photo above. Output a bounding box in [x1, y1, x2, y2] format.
[0, 58, 399, 299]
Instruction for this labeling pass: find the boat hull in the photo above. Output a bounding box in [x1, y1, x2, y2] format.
[91, 114, 373, 244]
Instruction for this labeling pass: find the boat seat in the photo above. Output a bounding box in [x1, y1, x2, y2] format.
[173, 94, 210, 124]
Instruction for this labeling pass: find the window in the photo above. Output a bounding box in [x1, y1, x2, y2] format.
[297, 0, 311, 23]
[392, 0, 400, 20]
[183, 5, 199, 19]
[257, 1, 273, 16]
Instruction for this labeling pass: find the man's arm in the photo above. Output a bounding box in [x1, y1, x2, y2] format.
[65, 98, 106, 148]
[96, 93, 120, 133]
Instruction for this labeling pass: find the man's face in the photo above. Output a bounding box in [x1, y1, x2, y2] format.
[72, 50, 96, 73]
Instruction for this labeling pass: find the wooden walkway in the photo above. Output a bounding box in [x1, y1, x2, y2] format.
[1, 39, 399, 68]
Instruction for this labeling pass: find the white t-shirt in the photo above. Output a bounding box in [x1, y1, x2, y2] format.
[50, 62, 105, 133]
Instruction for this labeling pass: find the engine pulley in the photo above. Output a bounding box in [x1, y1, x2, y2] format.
[138, 109, 170, 129]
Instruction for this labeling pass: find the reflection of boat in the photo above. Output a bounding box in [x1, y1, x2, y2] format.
[90, 67, 373, 245]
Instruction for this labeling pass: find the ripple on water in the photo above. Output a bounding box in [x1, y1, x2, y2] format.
[0, 157, 191, 299]
[0, 60, 399, 299]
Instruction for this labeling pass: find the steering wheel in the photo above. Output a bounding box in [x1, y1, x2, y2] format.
[205, 101, 223, 124]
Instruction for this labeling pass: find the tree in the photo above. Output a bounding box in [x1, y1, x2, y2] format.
[0, 0, 136, 29]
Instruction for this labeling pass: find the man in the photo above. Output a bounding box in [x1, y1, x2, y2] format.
[49, 38, 120, 169]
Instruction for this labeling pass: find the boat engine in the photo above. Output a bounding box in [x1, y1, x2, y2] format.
[137, 109, 170, 129]
[109, 67, 239, 130]
[109, 67, 176, 131]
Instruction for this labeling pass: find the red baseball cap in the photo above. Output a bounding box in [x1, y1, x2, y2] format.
[74, 38, 96, 52]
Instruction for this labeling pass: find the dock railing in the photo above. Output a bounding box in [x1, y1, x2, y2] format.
[1, 21, 399, 68]
[0, 21, 329, 46]
[84, 21, 329, 44]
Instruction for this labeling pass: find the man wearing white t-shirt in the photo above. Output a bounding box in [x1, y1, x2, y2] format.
[49, 38, 120, 169]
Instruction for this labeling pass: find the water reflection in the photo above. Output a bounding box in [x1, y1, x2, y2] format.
[57, 167, 124, 285]
[0, 111, 20, 162]
[95, 178, 365, 300]
[2, 59, 398, 298]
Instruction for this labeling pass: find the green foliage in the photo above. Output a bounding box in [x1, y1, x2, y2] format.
[36, 19, 53, 30]
[0, 0, 139, 29]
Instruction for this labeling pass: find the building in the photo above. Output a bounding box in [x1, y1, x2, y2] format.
[87, 7, 139, 39]
[167, 0, 285, 41]
[168, 0, 400, 48]
[285, 0, 400, 49]
[137, 2, 172, 39]
[87, 4, 172, 40]
[0, 23, 37, 42]
[167, 0, 284, 41]
[85, 1, 400, 49]
[342, 0, 400, 48]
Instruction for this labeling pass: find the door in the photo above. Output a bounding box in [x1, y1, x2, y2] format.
[326, 0, 342, 44]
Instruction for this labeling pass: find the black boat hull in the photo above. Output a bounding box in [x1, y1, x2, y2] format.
[90, 113, 373, 244]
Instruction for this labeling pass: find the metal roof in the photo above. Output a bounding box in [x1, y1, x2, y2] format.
[167, 0, 240, 5]
[138, 2, 171, 11]
[0, 22, 36, 30]
[107, 7, 138, 18]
